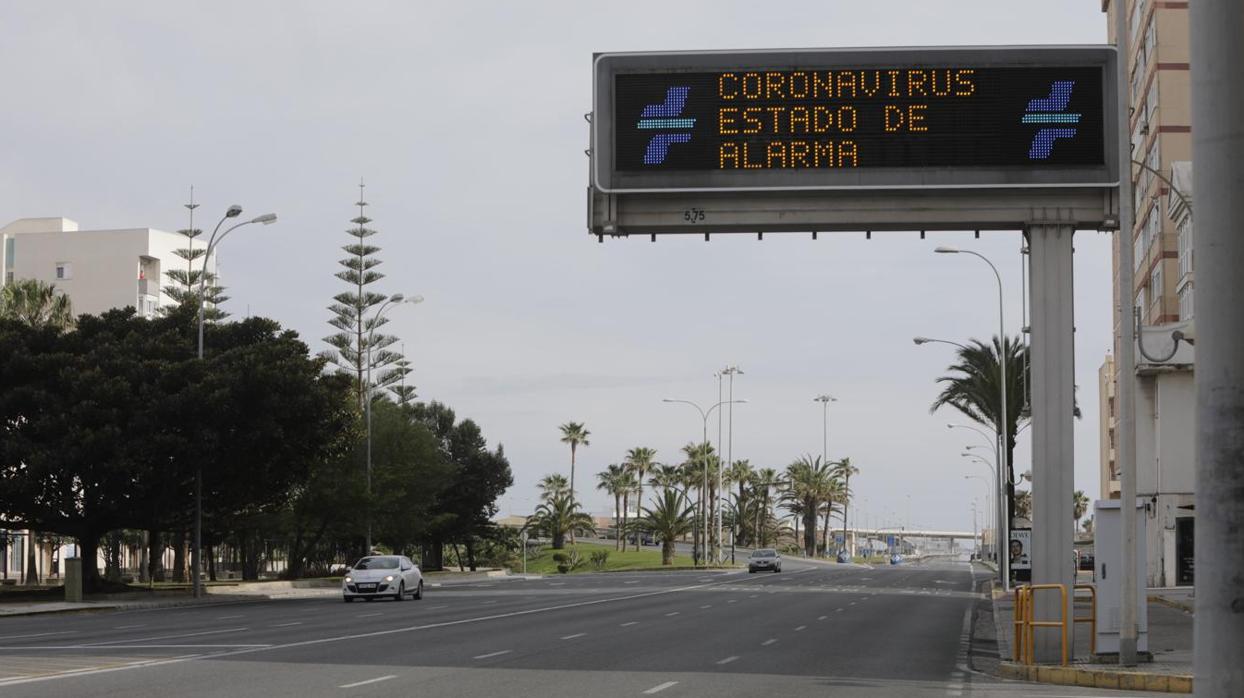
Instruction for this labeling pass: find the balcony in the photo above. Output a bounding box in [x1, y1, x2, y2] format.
[137, 279, 159, 297]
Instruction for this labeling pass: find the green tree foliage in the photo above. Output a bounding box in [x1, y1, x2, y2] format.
[161, 197, 227, 320]
[527, 490, 593, 550]
[323, 184, 410, 408]
[409, 401, 514, 570]
[0, 278, 73, 329]
[634, 488, 696, 565]
[622, 447, 656, 552]
[782, 455, 843, 557]
[0, 305, 352, 590]
[596, 464, 630, 551]
[558, 421, 590, 502]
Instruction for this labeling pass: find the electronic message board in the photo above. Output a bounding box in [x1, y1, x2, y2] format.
[592, 47, 1118, 193]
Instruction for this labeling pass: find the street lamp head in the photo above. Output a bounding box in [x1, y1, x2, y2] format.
[405, 294, 425, 305]
[389, 293, 405, 303]
[662, 398, 677, 403]
[813, 394, 836, 403]
[734, 398, 749, 404]
[933, 246, 959, 254]
[225, 205, 243, 218]
[913, 336, 931, 345]
[251, 213, 277, 225]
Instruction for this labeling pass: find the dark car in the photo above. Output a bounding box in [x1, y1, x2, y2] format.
[836, 549, 851, 564]
[889, 554, 903, 565]
[748, 548, 782, 573]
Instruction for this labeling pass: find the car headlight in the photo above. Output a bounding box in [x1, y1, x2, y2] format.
[344, 576, 353, 583]
[383, 575, 395, 582]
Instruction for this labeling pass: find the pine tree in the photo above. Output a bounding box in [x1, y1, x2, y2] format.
[162, 187, 228, 320]
[323, 180, 409, 408]
[389, 344, 417, 406]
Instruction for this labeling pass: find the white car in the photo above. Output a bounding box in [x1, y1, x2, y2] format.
[343, 555, 423, 602]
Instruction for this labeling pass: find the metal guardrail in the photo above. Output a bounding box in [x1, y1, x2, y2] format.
[1012, 583, 1096, 666]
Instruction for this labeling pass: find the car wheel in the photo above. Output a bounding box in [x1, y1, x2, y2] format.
[413, 581, 423, 600]
[394, 581, 405, 601]
[748, 568, 755, 573]
[364, 596, 374, 602]
[343, 596, 354, 603]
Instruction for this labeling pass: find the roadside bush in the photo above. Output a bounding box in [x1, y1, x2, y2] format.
[589, 550, 609, 570]
[552, 550, 585, 574]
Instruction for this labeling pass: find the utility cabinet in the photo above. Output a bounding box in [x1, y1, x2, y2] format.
[1093, 500, 1149, 654]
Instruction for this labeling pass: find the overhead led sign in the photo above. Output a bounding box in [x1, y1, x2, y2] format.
[592, 47, 1118, 193]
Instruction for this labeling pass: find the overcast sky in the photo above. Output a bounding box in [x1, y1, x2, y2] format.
[1, 1, 1115, 534]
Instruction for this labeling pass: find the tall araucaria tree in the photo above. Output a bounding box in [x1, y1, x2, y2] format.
[323, 181, 411, 408]
[162, 187, 227, 320]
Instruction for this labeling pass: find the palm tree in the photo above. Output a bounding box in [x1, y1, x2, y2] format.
[596, 464, 629, 551]
[929, 335, 1028, 521]
[635, 488, 696, 565]
[538, 473, 569, 503]
[834, 458, 860, 554]
[1073, 490, 1090, 526]
[558, 422, 590, 502]
[0, 278, 74, 329]
[527, 490, 594, 550]
[752, 468, 781, 547]
[647, 463, 681, 490]
[623, 447, 657, 552]
[783, 455, 835, 557]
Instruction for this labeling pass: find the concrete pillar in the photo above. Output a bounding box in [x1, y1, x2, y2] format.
[63, 558, 82, 603]
[1026, 222, 1077, 663]
[1190, 1, 1244, 694]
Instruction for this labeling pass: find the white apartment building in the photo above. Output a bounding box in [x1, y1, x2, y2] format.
[1, 216, 213, 319]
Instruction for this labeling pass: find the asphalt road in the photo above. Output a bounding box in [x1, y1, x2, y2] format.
[0, 559, 1151, 697]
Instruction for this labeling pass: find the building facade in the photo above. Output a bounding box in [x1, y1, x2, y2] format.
[1, 216, 212, 319]
[1098, 0, 1196, 588]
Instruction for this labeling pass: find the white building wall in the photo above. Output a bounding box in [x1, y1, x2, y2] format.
[1, 218, 212, 318]
[1133, 368, 1196, 586]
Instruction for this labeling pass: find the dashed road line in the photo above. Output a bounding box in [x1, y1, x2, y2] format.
[817, 615, 828, 621]
[560, 633, 587, 640]
[664, 612, 680, 617]
[339, 674, 397, 689]
[472, 650, 511, 660]
[643, 681, 679, 694]
[620, 621, 639, 627]
[271, 622, 302, 628]
[715, 655, 739, 665]
[794, 625, 806, 631]
[761, 638, 778, 646]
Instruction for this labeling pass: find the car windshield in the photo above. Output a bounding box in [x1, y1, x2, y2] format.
[751, 550, 777, 558]
[353, 557, 399, 570]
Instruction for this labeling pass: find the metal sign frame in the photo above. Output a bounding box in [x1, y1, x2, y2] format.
[592, 45, 1119, 195]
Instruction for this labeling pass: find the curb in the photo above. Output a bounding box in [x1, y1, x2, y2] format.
[999, 662, 1193, 693]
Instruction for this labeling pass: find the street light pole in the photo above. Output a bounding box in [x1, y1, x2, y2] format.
[933, 248, 1009, 591]
[663, 397, 747, 567]
[363, 293, 423, 553]
[193, 208, 277, 599]
[721, 366, 743, 563]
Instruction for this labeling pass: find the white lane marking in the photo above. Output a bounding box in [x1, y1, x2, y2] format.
[217, 615, 244, 620]
[624, 580, 639, 584]
[357, 612, 382, 618]
[726, 599, 737, 604]
[749, 594, 758, 598]
[817, 615, 828, 621]
[0, 573, 751, 687]
[699, 605, 712, 609]
[794, 625, 807, 631]
[271, 622, 302, 628]
[835, 608, 844, 612]
[479, 600, 498, 605]
[620, 621, 638, 627]
[665, 612, 680, 617]
[427, 605, 449, 610]
[643, 681, 679, 694]
[715, 655, 740, 665]
[473, 650, 511, 660]
[114, 625, 146, 630]
[6, 644, 270, 649]
[549, 582, 566, 586]
[0, 631, 72, 641]
[85, 627, 248, 646]
[560, 633, 587, 640]
[338, 675, 397, 689]
[761, 638, 778, 646]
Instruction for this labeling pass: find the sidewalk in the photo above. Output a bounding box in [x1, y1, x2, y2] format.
[987, 583, 1194, 693]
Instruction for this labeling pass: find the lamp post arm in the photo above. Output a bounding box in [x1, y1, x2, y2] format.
[1129, 158, 1192, 214]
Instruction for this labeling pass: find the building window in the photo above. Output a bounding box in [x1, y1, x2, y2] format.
[1179, 282, 1194, 320]
[1151, 264, 1163, 302]
[55, 262, 73, 280]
